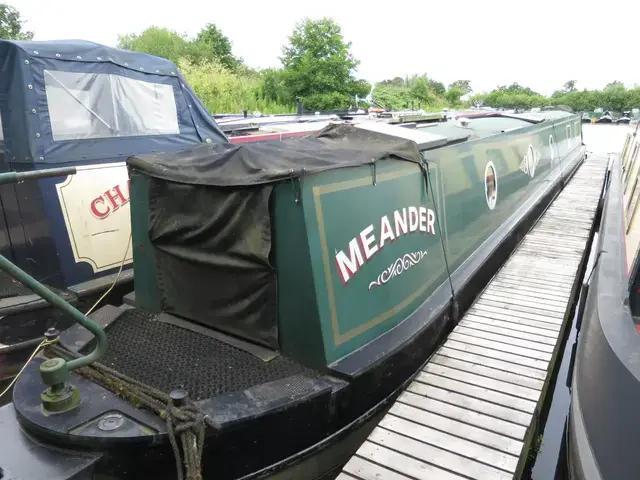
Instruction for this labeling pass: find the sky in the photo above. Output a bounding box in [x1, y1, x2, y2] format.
[8, 0, 640, 96]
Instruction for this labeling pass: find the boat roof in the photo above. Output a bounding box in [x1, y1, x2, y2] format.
[0, 39, 181, 74]
[0, 39, 227, 165]
[354, 121, 448, 150]
[416, 113, 541, 144]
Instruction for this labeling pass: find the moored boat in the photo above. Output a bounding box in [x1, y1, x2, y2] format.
[0, 110, 588, 479]
[567, 124, 640, 480]
[596, 110, 614, 123]
[617, 111, 632, 124]
[0, 39, 229, 381]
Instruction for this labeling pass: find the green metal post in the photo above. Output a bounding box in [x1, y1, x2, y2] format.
[0, 253, 107, 369]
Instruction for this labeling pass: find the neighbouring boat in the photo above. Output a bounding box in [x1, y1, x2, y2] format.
[221, 110, 446, 144]
[567, 124, 640, 480]
[0, 110, 587, 480]
[617, 111, 632, 124]
[596, 111, 614, 123]
[0, 39, 229, 381]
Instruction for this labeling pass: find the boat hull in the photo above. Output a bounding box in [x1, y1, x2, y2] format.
[567, 154, 640, 480]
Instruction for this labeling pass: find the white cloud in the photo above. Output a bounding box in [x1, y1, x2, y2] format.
[8, 0, 640, 96]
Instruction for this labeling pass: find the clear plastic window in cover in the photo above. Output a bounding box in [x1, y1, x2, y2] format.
[44, 70, 180, 141]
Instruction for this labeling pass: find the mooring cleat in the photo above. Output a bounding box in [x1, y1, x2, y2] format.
[39, 357, 80, 414]
[41, 381, 80, 414]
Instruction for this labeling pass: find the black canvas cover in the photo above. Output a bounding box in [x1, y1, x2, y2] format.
[127, 124, 424, 349]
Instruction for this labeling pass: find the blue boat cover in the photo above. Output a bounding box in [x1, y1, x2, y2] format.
[0, 39, 228, 166]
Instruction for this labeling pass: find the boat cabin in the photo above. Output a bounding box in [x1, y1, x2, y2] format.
[127, 114, 584, 369]
[0, 39, 226, 294]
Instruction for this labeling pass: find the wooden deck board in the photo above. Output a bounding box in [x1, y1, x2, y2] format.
[340, 153, 609, 480]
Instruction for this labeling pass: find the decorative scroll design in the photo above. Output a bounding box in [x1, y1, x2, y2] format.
[368, 251, 428, 290]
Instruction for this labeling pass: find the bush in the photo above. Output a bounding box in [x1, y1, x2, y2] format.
[178, 60, 294, 114]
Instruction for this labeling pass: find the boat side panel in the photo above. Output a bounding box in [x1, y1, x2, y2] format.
[428, 123, 550, 273]
[430, 114, 582, 275]
[298, 161, 449, 364]
[129, 172, 162, 312]
[274, 182, 326, 367]
[570, 157, 640, 480]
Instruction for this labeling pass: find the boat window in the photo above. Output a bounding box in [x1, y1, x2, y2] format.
[43, 70, 180, 141]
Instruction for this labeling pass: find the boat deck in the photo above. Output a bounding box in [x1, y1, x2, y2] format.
[338, 153, 610, 480]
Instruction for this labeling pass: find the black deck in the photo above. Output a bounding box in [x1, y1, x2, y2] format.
[80, 308, 318, 401]
[0, 270, 33, 298]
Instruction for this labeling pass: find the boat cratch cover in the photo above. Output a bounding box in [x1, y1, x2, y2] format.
[127, 124, 424, 349]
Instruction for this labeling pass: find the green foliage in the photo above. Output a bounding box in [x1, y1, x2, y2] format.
[117, 27, 194, 65]
[279, 17, 370, 110]
[117, 24, 243, 71]
[179, 60, 292, 114]
[0, 4, 33, 40]
[449, 80, 472, 95]
[444, 87, 464, 107]
[195, 23, 242, 71]
[476, 81, 640, 112]
[372, 74, 449, 110]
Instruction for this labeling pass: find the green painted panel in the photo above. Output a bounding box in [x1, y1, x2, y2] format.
[427, 122, 551, 272]
[425, 113, 583, 273]
[295, 161, 449, 364]
[273, 182, 326, 369]
[129, 172, 162, 312]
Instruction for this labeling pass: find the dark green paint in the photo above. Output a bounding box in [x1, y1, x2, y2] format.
[273, 182, 326, 369]
[292, 162, 448, 364]
[129, 172, 162, 312]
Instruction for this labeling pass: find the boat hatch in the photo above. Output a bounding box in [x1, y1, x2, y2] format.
[354, 121, 448, 150]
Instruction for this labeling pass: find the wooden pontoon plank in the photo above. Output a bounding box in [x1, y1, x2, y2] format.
[443, 339, 551, 371]
[368, 428, 513, 480]
[349, 442, 466, 479]
[392, 395, 526, 453]
[380, 415, 520, 471]
[340, 153, 608, 479]
[429, 353, 546, 390]
[437, 346, 548, 379]
[341, 456, 414, 480]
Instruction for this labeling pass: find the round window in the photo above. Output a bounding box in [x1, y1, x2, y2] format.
[485, 161, 498, 210]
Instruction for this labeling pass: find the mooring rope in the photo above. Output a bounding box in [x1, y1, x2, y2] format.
[44, 343, 213, 480]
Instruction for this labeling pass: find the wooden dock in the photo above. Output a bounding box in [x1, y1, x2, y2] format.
[338, 154, 610, 480]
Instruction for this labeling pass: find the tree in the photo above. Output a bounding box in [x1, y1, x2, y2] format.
[194, 24, 241, 71]
[0, 4, 33, 40]
[280, 17, 368, 110]
[409, 78, 432, 104]
[427, 79, 446, 96]
[563, 80, 577, 92]
[605, 81, 624, 90]
[444, 87, 464, 107]
[449, 80, 472, 95]
[118, 27, 192, 65]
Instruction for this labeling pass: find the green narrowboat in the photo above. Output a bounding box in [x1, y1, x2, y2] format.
[0, 111, 585, 480]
